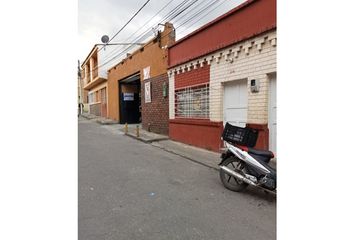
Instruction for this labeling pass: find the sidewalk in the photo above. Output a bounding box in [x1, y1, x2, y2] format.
[80, 115, 275, 170]
[120, 124, 169, 143]
[119, 123, 220, 169]
[81, 113, 119, 125]
[152, 140, 220, 170]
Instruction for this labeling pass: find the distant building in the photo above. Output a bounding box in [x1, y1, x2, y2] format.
[78, 62, 87, 113]
[81, 44, 120, 117]
[167, 0, 277, 152]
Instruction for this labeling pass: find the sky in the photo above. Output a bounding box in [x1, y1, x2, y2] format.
[78, 0, 246, 64]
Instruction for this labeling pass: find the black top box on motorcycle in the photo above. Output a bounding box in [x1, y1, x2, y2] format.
[222, 122, 259, 147]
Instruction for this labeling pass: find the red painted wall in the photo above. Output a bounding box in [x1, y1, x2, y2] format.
[168, 0, 276, 67]
[169, 119, 224, 152]
[246, 124, 269, 150]
[170, 121, 270, 153]
[175, 65, 210, 89]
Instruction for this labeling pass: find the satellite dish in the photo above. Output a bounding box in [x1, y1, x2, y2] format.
[101, 35, 109, 44]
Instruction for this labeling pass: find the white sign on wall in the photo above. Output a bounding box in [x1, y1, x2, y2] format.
[143, 66, 151, 80]
[145, 82, 151, 103]
[123, 93, 134, 101]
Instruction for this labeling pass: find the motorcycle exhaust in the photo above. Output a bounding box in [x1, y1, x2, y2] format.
[220, 166, 257, 186]
[220, 166, 276, 195]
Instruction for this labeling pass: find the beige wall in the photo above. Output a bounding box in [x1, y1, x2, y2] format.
[168, 30, 277, 124]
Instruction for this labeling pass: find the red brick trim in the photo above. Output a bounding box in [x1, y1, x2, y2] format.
[174, 65, 210, 89]
[169, 119, 223, 152]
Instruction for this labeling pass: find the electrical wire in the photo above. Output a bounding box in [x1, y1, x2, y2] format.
[100, 0, 196, 63]
[94, 0, 193, 67]
[81, 0, 233, 78]
[97, 0, 152, 53]
[96, 0, 201, 69]
[101, 0, 179, 61]
[177, 0, 229, 36]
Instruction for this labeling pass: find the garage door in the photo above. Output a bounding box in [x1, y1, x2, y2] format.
[268, 75, 277, 153]
[223, 79, 248, 127]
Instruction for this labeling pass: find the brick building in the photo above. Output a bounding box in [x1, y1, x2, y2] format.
[167, 0, 277, 153]
[107, 23, 175, 135]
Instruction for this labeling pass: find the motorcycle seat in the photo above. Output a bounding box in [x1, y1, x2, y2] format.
[248, 148, 274, 158]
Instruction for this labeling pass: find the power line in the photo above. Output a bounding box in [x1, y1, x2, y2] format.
[98, 0, 152, 53]
[81, 0, 232, 79]
[177, 0, 229, 36]
[84, 0, 220, 77]
[175, 0, 221, 29]
[100, 0, 179, 63]
[97, 0, 201, 69]
[100, 0, 193, 63]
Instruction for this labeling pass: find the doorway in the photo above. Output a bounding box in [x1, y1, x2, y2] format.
[223, 79, 248, 127]
[119, 73, 141, 124]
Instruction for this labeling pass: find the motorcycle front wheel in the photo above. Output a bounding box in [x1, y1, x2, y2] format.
[219, 157, 248, 192]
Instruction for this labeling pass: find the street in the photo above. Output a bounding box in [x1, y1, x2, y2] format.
[78, 118, 276, 240]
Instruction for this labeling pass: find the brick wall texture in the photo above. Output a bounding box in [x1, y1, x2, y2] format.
[89, 103, 101, 116]
[174, 65, 210, 89]
[141, 73, 169, 135]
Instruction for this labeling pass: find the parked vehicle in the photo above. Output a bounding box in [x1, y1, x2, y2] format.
[219, 122, 276, 194]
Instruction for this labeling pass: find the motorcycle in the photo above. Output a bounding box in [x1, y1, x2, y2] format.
[219, 122, 276, 194]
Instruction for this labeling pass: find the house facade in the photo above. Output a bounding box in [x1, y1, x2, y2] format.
[167, 0, 277, 152]
[81, 45, 119, 117]
[107, 22, 175, 135]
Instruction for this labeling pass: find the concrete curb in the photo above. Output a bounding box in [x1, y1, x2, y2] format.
[124, 132, 169, 143]
[151, 143, 219, 171]
[121, 129, 275, 171]
[81, 114, 99, 120]
[96, 119, 119, 125]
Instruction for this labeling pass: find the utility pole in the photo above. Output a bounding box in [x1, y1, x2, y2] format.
[78, 60, 83, 115]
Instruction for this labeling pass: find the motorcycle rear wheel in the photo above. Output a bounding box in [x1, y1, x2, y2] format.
[219, 157, 248, 192]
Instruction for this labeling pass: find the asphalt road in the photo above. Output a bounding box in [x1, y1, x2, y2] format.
[78, 118, 276, 240]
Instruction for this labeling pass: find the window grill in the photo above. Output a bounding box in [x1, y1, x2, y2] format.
[175, 84, 209, 119]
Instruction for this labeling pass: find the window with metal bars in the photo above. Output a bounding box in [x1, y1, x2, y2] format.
[175, 84, 209, 119]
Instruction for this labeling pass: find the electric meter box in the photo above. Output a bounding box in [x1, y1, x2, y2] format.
[250, 79, 260, 93]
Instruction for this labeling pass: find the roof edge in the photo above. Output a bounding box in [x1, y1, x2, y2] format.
[81, 44, 98, 68]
